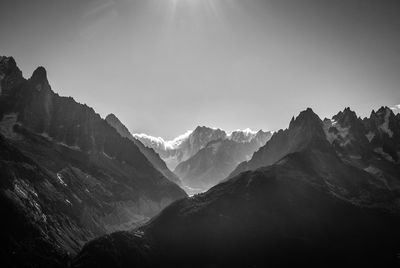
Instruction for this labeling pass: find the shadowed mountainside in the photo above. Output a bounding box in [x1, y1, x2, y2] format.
[0, 56, 186, 267]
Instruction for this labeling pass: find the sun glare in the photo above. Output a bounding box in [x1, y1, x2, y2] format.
[163, 0, 225, 24]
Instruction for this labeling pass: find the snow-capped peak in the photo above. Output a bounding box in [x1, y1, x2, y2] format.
[227, 128, 258, 136]
[166, 130, 193, 149]
[134, 127, 268, 151]
[227, 128, 259, 143]
[133, 130, 193, 150]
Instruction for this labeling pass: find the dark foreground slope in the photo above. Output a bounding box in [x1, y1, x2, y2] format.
[73, 109, 400, 268]
[0, 134, 70, 267]
[0, 56, 186, 267]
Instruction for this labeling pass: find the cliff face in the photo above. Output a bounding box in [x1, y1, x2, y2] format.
[0, 56, 186, 267]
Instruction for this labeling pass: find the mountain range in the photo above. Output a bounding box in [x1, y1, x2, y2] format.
[133, 127, 270, 169]
[74, 107, 400, 267]
[1, 55, 400, 267]
[106, 114, 271, 194]
[0, 56, 186, 267]
[134, 127, 272, 194]
[174, 129, 271, 194]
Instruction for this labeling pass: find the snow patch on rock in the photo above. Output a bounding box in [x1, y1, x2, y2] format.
[134, 130, 193, 150]
[12, 180, 47, 223]
[58, 141, 81, 151]
[103, 152, 115, 160]
[56, 173, 68, 187]
[14, 183, 28, 199]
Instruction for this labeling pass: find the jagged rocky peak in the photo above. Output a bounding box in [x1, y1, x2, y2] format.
[229, 108, 329, 178]
[187, 126, 227, 149]
[290, 108, 323, 133]
[363, 107, 400, 163]
[377, 106, 392, 114]
[366, 106, 398, 137]
[0, 56, 23, 95]
[332, 107, 360, 127]
[252, 130, 273, 145]
[228, 128, 258, 143]
[377, 106, 396, 124]
[288, 107, 323, 132]
[194, 125, 212, 131]
[370, 108, 377, 117]
[30, 66, 47, 84]
[105, 113, 133, 140]
[105, 113, 124, 129]
[29, 66, 52, 94]
[189, 126, 270, 146]
[192, 125, 226, 137]
[105, 113, 118, 121]
[323, 109, 368, 155]
[368, 106, 395, 119]
[0, 56, 18, 72]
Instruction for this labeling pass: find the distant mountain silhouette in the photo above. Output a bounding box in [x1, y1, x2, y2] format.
[0, 56, 186, 267]
[174, 130, 271, 194]
[134, 126, 272, 194]
[74, 108, 400, 268]
[134, 126, 227, 170]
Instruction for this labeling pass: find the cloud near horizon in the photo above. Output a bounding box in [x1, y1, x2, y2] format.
[391, 104, 400, 114]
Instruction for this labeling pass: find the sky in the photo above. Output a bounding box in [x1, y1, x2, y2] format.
[1, 0, 400, 139]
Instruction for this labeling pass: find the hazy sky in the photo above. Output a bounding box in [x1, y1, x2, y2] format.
[1, 0, 400, 139]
